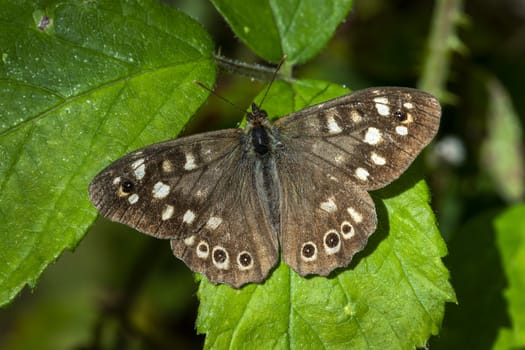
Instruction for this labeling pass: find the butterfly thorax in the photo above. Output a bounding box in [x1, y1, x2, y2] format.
[246, 103, 281, 157]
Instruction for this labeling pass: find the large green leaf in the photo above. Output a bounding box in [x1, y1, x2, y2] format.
[0, 0, 215, 307]
[211, 0, 353, 64]
[196, 80, 455, 349]
[494, 204, 525, 349]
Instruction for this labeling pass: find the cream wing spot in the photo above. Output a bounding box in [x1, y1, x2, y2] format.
[320, 197, 338, 213]
[162, 160, 173, 172]
[112, 177, 121, 185]
[364, 127, 382, 145]
[183, 209, 196, 224]
[184, 152, 197, 171]
[371, 152, 386, 165]
[347, 207, 363, 223]
[128, 193, 139, 205]
[375, 103, 390, 116]
[161, 204, 174, 221]
[183, 235, 195, 246]
[373, 97, 390, 116]
[326, 115, 343, 134]
[373, 97, 389, 104]
[350, 110, 363, 123]
[205, 216, 223, 231]
[355, 167, 369, 181]
[403, 102, 414, 109]
[152, 181, 170, 199]
[131, 158, 146, 180]
[395, 125, 408, 136]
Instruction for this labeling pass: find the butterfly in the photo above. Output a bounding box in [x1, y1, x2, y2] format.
[88, 86, 441, 288]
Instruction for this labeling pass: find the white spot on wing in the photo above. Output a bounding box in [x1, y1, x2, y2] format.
[128, 193, 139, 205]
[152, 181, 170, 199]
[373, 97, 389, 104]
[375, 103, 390, 116]
[373, 97, 390, 116]
[320, 197, 338, 213]
[395, 125, 408, 135]
[184, 153, 197, 171]
[113, 177, 121, 185]
[183, 209, 195, 224]
[162, 160, 173, 172]
[184, 235, 195, 246]
[355, 167, 369, 181]
[403, 102, 414, 109]
[161, 204, 174, 221]
[347, 207, 363, 223]
[351, 110, 362, 122]
[205, 216, 223, 230]
[327, 115, 342, 134]
[371, 152, 386, 165]
[131, 158, 145, 180]
[364, 127, 382, 145]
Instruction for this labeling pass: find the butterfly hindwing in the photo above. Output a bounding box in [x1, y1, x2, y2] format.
[277, 153, 377, 276]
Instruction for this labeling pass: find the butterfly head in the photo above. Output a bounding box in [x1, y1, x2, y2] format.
[247, 103, 269, 125]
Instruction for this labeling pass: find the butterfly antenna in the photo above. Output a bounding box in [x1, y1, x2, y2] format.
[193, 80, 248, 114]
[257, 55, 287, 108]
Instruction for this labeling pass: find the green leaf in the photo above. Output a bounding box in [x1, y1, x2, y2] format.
[196, 80, 454, 349]
[494, 204, 525, 348]
[211, 0, 353, 64]
[0, 0, 215, 307]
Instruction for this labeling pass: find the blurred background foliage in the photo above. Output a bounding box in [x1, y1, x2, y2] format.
[1, 0, 524, 349]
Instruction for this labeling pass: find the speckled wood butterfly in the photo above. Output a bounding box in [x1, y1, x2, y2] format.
[88, 87, 441, 288]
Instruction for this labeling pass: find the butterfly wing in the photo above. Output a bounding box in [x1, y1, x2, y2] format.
[274, 87, 441, 276]
[275, 87, 441, 190]
[89, 129, 279, 288]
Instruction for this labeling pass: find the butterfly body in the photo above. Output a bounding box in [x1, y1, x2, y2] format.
[89, 87, 441, 288]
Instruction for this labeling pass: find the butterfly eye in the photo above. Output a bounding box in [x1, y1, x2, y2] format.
[393, 109, 407, 122]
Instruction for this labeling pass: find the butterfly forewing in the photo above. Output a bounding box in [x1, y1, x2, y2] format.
[275, 87, 441, 190]
[89, 130, 241, 238]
